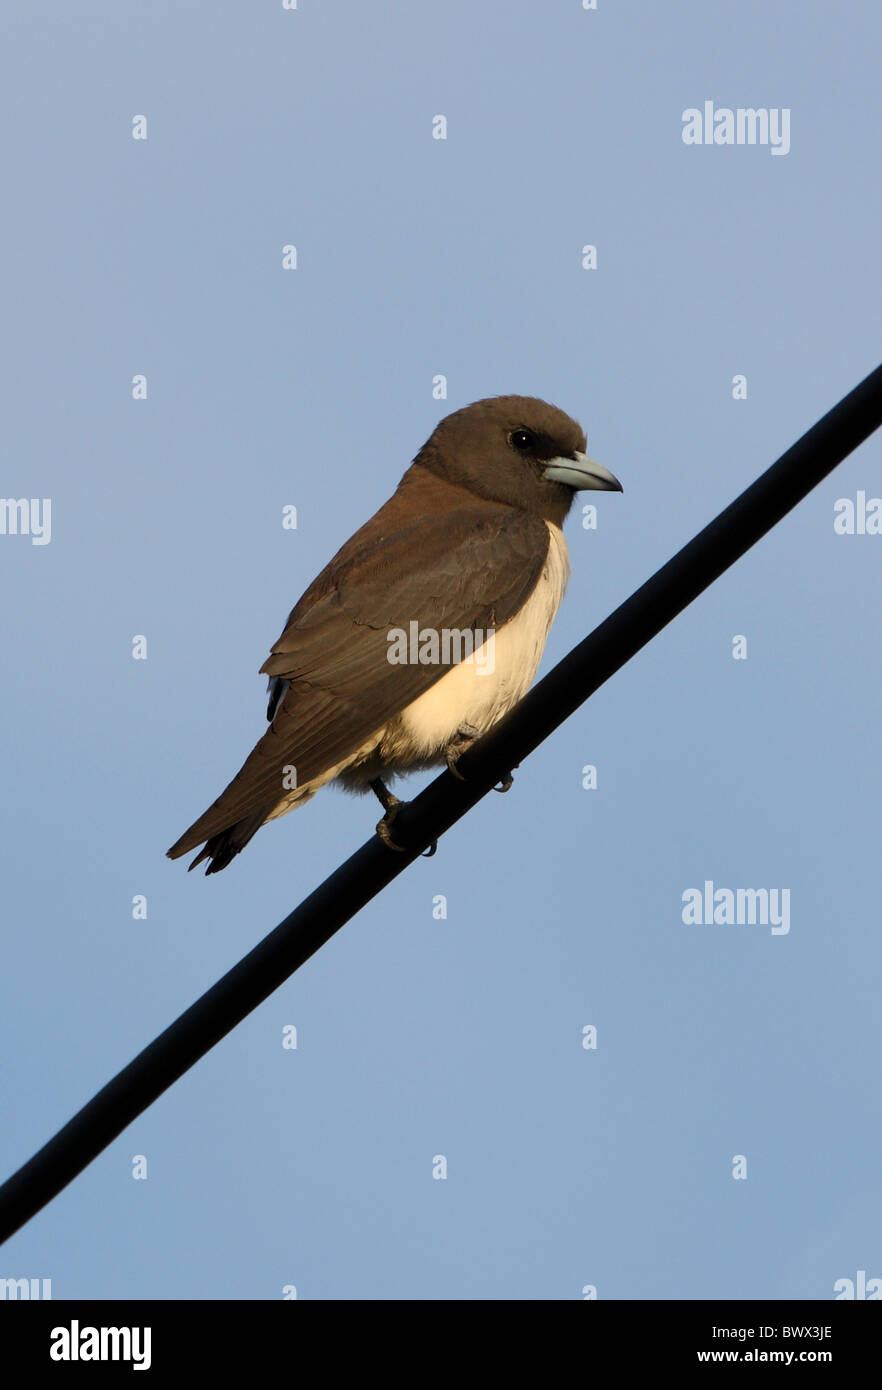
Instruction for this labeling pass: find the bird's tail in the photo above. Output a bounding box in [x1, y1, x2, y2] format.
[167, 778, 324, 875]
[179, 810, 270, 875]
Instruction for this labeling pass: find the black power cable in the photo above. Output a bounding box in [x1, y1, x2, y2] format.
[1, 362, 880, 1245]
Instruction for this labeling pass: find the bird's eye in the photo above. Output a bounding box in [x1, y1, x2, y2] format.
[510, 428, 535, 451]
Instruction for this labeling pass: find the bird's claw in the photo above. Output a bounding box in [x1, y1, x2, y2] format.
[445, 725, 481, 781]
[375, 802, 437, 857]
[376, 802, 407, 852]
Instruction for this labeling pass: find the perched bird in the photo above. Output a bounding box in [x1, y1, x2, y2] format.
[167, 396, 622, 873]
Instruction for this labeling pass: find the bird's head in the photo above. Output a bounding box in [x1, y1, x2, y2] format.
[413, 395, 622, 524]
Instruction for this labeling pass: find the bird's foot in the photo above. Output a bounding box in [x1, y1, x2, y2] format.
[371, 778, 436, 856]
[375, 804, 407, 852]
[445, 724, 481, 781]
[445, 729, 515, 794]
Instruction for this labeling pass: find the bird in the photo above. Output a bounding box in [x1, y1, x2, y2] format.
[167, 396, 623, 873]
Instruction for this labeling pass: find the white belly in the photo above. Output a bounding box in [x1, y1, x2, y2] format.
[383, 520, 571, 764]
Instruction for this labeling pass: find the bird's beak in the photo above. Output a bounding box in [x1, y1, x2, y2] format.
[543, 450, 623, 492]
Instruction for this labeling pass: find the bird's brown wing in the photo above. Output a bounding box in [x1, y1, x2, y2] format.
[167, 495, 550, 859]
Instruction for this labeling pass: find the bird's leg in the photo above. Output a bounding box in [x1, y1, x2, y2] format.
[445, 725, 515, 793]
[371, 777, 405, 850]
[370, 778, 437, 857]
[370, 778, 399, 815]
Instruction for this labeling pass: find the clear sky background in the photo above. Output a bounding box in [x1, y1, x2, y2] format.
[1, 1, 880, 1300]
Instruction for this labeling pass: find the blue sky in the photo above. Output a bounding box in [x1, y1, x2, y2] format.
[1, 0, 880, 1299]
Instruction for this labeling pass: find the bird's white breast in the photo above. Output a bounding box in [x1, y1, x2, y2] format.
[392, 521, 571, 759]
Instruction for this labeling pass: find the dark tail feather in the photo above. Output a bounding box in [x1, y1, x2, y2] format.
[178, 810, 270, 875]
